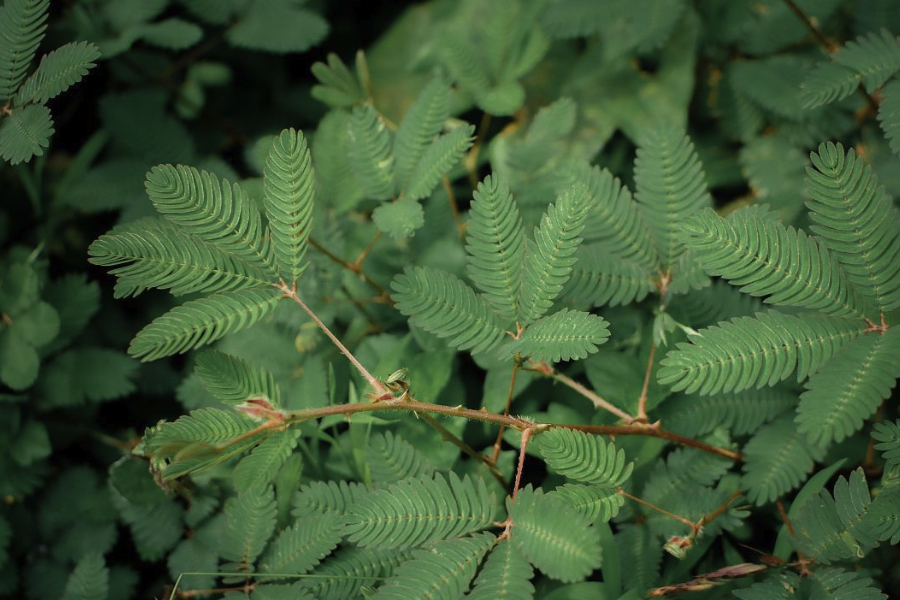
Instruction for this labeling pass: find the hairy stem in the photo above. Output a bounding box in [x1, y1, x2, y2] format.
[280, 284, 389, 397]
[512, 428, 533, 498]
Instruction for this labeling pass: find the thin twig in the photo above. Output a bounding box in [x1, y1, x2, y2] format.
[525, 361, 634, 422]
[698, 489, 744, 529]
[309, 237, 391, 302]
[353, 231, 382, 271]
[442, 175, 465, 240]
[465, 111, 492, 188]
[636, 343, 656, 422]
[512, 428, 533, 498]
[280, 283, 389, 397]
[619, 489, 699, 531]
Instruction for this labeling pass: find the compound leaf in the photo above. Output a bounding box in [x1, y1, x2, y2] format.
[466, 539, 535, 600]
[0, 102, 53, 164]
[15, 41, 100, 105]
[0, 0, 49, 101]
[508, 309, 610, 363]
[194, 350, 282, 407]
[537, 428, 632, 487]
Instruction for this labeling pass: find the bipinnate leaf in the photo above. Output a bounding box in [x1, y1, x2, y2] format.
[466, 173, 525, 322]
[15, 41, 100, 105]
[508, 308, 610, 363]
[682, 208, 862, 317]
[233, 430, 300, 492]
[128, 288, 281, 361]
[658, 312, 865, 395]
[264, 128, 315, 283]
[879, 79, 900, 157]
[259, 514, 344, 577]
[222, 486, 278, 572]
[61, 553, 108, 600]
[518, 183, 592, 324]
[872, 419, 900, 470]
[0, 0, 49, 101]
[393, 76, 450, 190]
[371, 533, 494, 600]
[806, 141, 900, 312]
[391, 266, 507, 355]
[537, 428, 632, 487]
[508, 486, 602, 582]
[634, 125, 711, 268]
[0, 103, 53, 164]
[195, 349, 282, 407]
[343, 472, 495, 549]
[403, 124, 475, 200]
[797, 329, 900, 446]
[348, 105, 394, 200]
[144, 165, 275, 274]
[466, 540, 535, 600]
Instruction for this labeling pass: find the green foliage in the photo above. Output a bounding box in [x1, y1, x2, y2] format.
[5, 1, 900, 599]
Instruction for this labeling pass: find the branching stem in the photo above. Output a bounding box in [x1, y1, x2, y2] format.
[619, 489, 698, 531]
[490, 363, 519, 464]
[308, 236, 391, 302]
[524, 361, 634, 422]
[636, 343, 656, 422]
[419, 412, 509, 491]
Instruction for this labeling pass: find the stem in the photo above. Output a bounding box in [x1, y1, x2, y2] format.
[442, 175, 465, 240]
[698, 489, 743, 529]
[636, 343, 656, 422]
[280, 284, 389, 397]
[527, 362, 634, 422]
[490, 364, 518, 464]
[418, 412, 509, 492]
[465, 111, 492, 188]
[512, 428, 532, 498]
[619, 489, 698, 532]
[353, 231, 382, 271]
[309, 236, 391, 301]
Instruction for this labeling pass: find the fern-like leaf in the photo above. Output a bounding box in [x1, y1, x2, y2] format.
[391, 266, 507, 355]
[145, 165, 275, 274]
[872, 419, 900, 470]
[88, 225, 272, 298]
[799, 62, 861, 109]
[264, 128, 315, 284]
[508, 309, 609, 363]
[658, 311, 865, 395]
[128, 288, 281, 361]
[298, 546, 410, 600]
[0, 0, 49, 101]
[194, 350, 282, 407]
[806, 141, 900, 312]
[733, 572, 800, 600]
[797, 329, 900, 446]
[581, 165, 659, 270]
[879, 78, 900, 157]
[61, 553, 108, 600]
[311, 51, 368, 108]
[233, 430, 300, 492]
[344, 472, 495, 549]
[404, 124, 474, 200]
[465, 173, 525, 322]
[258, 514, 344, 577]
[371, 533, 494, 600]
[832, 29, 900, 93]
[549, 483, 624, 523]
[634, 125, 711, 268]
[537, 428, 632, 487]
[292, 480, 372, 519]
[466, 539, 535, 600]
[859, 486, 900, 545]
[366, 431, 435, 484]
[221, 486, 278, 573]
[558, 248, 655, 308]
[393, 77, 450, 191]
[741, 415, 826, 505]
[348, 105, 394, 200]
[15, 41, 100, 105]
[808, 568, 886, 600]
[655, 388, 796, 438]
[508, 486, 602, 583]
[517, 184, 591, 324]
[0, 102, 52, 164]
[682, 208, 862, 317]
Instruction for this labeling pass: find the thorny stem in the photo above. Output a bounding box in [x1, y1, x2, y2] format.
[498, 427, 535, 540]
[418, 412, 509, 492]
[489, 363, 519, 465]
[619, 489, 699, 532]
[279, 283, 390, 398]
[525, 361, 635, 422]
[636, 343, 657, 423]
[308, 236, 391, 302]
